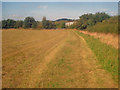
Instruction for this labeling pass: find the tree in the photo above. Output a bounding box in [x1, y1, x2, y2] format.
[23, 17, 36, 28]
[2, 19, 16, 29]
[2, 20, 7, 29]
[61, 22, 66, 29]
[54, 21, 66, 29]
[42, 16, 48, 29]
[42, 16, 56, 29]
[15, 20, 23, 28]
[48, 21, 56, 29]
[32, 22, 37, 28]
[74, 12, 110, 30]
[7, 19, 16, 28]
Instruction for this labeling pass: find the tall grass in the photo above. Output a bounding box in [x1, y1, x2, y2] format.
[76, 31, 118, 82]
[86, 16, 118, 34]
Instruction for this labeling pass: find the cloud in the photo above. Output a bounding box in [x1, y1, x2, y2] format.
[3, 14, 25, 20]
[97, 8, 117, 16]
[37, 6, 48, 9]
[109, 11, 118, 16]
[99, 8, 108, 12]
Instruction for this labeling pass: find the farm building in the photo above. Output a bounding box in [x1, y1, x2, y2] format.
[65, 21, 75, 26]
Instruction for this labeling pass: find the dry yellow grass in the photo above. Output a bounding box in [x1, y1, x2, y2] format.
[2, 29, 117, 88]
[2, 29, 68, 88]
[38, 30, 117, 88]
[79, 30, 118, 49]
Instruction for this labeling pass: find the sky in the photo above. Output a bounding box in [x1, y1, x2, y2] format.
[1, 0, 120, 2]
[2, 2, 118, 21]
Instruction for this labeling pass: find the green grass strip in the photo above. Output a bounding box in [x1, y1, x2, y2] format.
[75, 31, 118, 82]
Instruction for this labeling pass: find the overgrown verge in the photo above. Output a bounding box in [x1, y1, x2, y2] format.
[86, 16, 118, 34]
[75, 31, 118, 82]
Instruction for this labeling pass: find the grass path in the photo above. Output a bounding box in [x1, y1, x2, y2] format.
[2, 30, 117, 88]
[37, 30, 117, 88]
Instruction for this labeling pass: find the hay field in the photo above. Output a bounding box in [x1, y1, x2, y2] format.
[2, 29, 117, 88]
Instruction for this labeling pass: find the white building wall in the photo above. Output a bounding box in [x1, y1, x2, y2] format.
[65, 22, 74, 26]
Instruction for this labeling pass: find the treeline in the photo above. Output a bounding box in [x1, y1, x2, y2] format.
[69, 12, 110, 30]
[2, 16, 66, 29]
[86, 16, 118, 34]
[2, 17, 35, 29]
[2, 12, 113, 31]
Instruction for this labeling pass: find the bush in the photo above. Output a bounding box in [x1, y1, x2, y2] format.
[87, 16, 118, 34]
[37, 22, 43, 30]
[55, 21, 66, 29]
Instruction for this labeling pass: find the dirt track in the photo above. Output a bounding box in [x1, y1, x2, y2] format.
[2, 30, 117, 88]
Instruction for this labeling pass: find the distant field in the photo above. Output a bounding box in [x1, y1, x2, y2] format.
[2, 29, 118, 88]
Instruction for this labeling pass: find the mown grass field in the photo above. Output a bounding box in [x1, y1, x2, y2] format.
[2, 29, 118, 88]
[76, 31, 118, 82]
